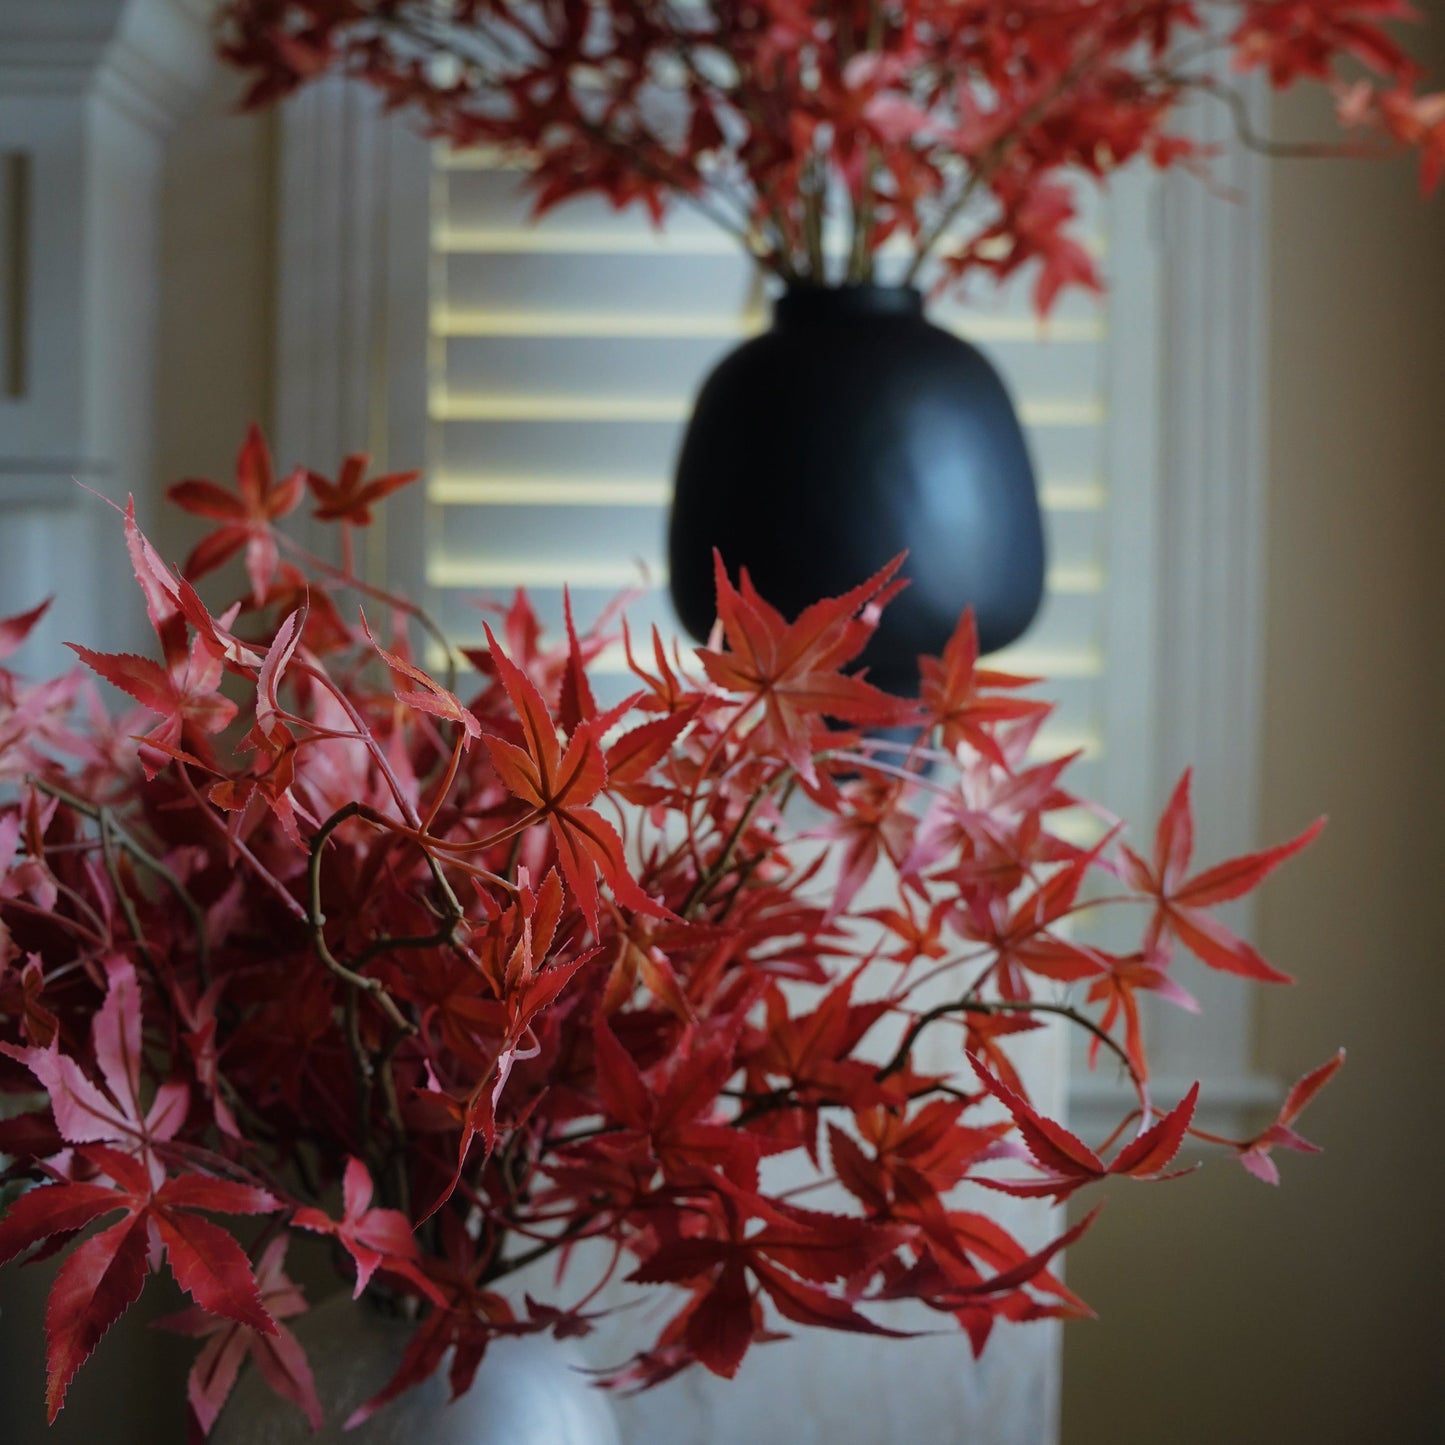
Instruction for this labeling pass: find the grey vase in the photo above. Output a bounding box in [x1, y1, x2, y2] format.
[211, 1294, 621, 1445]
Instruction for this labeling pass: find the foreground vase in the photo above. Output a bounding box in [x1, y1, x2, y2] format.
[212, 1294, 621, 1445]
[669, 284, 1045, 693]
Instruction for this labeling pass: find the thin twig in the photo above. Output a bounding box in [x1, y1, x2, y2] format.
[307, 803, 417, 1036]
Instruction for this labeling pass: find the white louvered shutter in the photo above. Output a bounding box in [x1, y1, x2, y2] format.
[421, 151, 1156, 822]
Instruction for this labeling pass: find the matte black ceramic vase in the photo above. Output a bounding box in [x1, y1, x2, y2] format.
[668, 284, 1046, 694]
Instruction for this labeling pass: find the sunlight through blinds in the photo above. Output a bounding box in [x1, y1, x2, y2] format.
[425, 150, 1112, 798]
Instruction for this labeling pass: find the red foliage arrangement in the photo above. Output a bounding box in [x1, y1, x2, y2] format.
[0, 429, 1339, 1433]
[219, 0, 1444, 310]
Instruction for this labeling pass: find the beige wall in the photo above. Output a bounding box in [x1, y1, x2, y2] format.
[1062, 64, 1445, 1445]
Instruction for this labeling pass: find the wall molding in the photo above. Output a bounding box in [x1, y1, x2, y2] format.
[0, 0, 214, 134]
[0, 0, 215, 667]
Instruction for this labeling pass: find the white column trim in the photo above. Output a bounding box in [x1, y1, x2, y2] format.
[0, 0, 214, 135]
[274, 78, 384, 470]
[0, 0, 215, 668]
[271, 76, 430, 563]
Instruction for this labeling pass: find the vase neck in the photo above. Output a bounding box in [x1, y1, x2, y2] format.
[773, 284, 924, 328]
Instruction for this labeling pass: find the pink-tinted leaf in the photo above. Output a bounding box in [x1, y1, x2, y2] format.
[1278, 1048, 1346, 1128]
[1110, 1083, 1199, 1178]
[0, 598, 51, 662]
[1174, 817, 1327, 908]
[249, 1319, 323, 1431]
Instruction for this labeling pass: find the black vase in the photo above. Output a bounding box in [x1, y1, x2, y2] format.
[668, 283, 1046, 694]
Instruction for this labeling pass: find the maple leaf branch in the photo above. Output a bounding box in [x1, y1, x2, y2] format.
[876, 998, 1142, 1095]
[682, 767, 793, 918]
[0, 893, 108, 953]
[28, 777, 210, 981]
[307, 804, 420, 1038]
[481, 1213, 605, 1285]
[904, 39, 1108, 283]
[390, 6, 769, 267]
[97, 811, 165, 988]
[277, 533, 458, 697]
[170, 766, 310, 923]
[1175, 70, 1392, 162]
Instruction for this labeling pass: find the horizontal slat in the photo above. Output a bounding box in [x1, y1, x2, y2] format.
[439, 250, 763, 319]
[435, 226, 1106, 269]
[438, 333, 1105, 412]
[431, 476, 672, 506]
[433, 502, 662, 567]
[438, 251, 1105, 329]
[434, 308, 1105, 345]
[1023, 424, 1108, 483]
[439, 158, 1110, 248]
[428, 475, 1106, 511]
[437, 418, 683, 477]
[429, 553, 1100, 595]
[436, 416, 1107, 483]
[426, 488, 1103, 574]
[431, 392, 1104, 427]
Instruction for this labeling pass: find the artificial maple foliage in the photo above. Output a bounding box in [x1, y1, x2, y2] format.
[0, 431, 1338, 1433]
[217, 0, 1443, 309]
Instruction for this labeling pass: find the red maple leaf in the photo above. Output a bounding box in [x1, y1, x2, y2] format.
[917, 608, 1052, 767]
[74, 646, 234, 774]
[970, 1055, 1199, 1200]
[698, 552, 913, 784]
[362, 613, 480, 740]
[593, 1017, 760, 1191]
[629, 1201, 909, 1378]
[422, 872, 599, 1214]
[812, 776, 916, 917]
[479, 623, 665, 931]
[0, 1146, 278, 1420]
[168, 423, 305, 601]
[346, 1212, 518, 1429]
[1121, 770, 1325, 983]
[2, 958, 189, 1185]
[950, 858, 1110, 1000]
[306, 452, 421, 525]
[1234, 1048, 1345, 1184]
[1084, 948, 1200, 1081]
[293, 1157, 442, 1301]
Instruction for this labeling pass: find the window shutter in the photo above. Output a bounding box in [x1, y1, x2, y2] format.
[427, 150, 1134, 812]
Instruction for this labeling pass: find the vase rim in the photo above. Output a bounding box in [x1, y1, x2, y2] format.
[773, 283, 924, 325]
